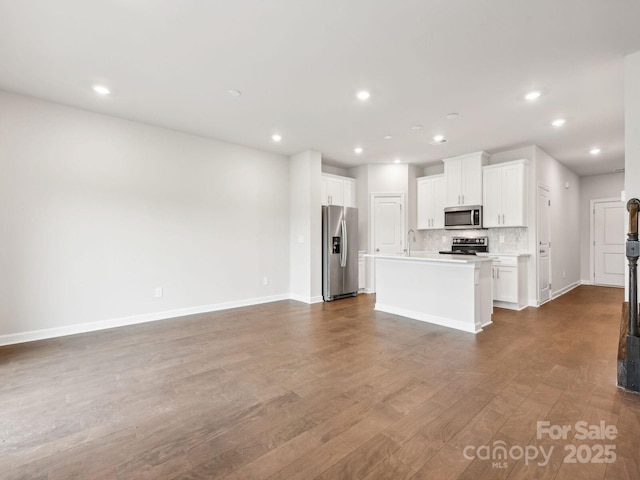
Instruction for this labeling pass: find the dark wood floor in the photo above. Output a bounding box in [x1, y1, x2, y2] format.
[1, 286, 639, 479]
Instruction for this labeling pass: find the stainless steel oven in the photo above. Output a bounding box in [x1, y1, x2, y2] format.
[439, 236, 489, 255]
[444, 205, 483, 230]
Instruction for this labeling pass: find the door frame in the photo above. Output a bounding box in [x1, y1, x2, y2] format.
[590, 197, 625, 286]
[536, 183, 551, 305]
[368, 192, 406, 293]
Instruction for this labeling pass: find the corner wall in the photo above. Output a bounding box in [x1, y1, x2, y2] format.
[578, 173, 625, 283]
[535, 147, 581, 298]
[289, 150, 322, 303]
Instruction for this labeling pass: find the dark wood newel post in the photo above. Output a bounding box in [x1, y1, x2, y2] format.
[621, 198, 640, 392]
[628, 199, 639, 338]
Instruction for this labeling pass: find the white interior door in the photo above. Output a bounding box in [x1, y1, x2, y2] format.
[373, 195, 404, 254]
[369, 194, 405, 293]
[537, 186, 551, 304]
[594, 200, 625, 286]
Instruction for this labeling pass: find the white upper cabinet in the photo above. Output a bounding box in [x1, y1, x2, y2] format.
[482, 159, 528, 228]
[417, 174, 445, 229]
[321, 173, 356, 207]
[443, 151, 488, 207]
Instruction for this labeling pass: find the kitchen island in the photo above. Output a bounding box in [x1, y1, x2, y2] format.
[367, 253, 493, 334]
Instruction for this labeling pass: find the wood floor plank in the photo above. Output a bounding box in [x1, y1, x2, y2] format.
[1, 286, 638, 480]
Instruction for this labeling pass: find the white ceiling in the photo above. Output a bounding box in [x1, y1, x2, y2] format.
[1, 0, 639, 176]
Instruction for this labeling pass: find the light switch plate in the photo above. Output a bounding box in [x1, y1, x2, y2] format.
[499, 235, 505, 244]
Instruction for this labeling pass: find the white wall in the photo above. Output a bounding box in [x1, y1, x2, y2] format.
[579, 173, 625, 283]
[625, 51, 640, 297]
[350, 165, 370, 252]
[423, 163, 444, 176]
[289, 150, 322, 303]
[536, 147, 581, 297]
[0, 92, 291, 343]
[321, 164, 350, 177]
[626, 52, 640, 211]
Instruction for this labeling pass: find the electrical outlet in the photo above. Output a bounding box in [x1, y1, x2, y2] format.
[562, 271, 566, 279]
[154, 287, 163, 298]
[499, 235, 505, 244]
[263, 276, 269, 286]
[442, 236, 447, 244]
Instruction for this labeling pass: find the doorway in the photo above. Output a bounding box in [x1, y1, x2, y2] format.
[537, 185, 551, 305]
[591, 199, 625, 287]
[369, 193, 405, 292]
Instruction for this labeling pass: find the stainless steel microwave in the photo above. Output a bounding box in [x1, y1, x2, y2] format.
[444, 205, 483, 230]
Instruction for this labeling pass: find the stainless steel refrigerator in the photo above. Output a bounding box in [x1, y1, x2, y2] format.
[322, 205, 359, 301]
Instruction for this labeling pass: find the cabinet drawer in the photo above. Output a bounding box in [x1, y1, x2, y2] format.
[489, 256, 517, 267]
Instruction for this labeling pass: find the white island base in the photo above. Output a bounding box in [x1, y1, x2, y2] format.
[370, 254, 493, 334]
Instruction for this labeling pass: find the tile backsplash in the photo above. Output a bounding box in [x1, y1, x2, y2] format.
[419, 227, 528, 254]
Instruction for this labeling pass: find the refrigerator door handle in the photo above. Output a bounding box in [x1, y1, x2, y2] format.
[341, 219, 348, 267]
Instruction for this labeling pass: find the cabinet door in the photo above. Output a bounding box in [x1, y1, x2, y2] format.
[482, 167, 503, 228]
[445, 159, 462, 207]
[432, 175, 446, 228]
[495, 266, 518, 303]
[492, 267, 499, 300]
[417, 178, 430, 229]
[321, 177, 329, 205]
[461, 156, 482, 205]
[325, 177, 344, 206]
[343, 179, 356, 208]
[502, 163, 526, 227]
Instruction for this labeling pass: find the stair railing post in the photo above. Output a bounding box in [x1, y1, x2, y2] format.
[628, 199, 640, 337]
[626, 198, 640, 391]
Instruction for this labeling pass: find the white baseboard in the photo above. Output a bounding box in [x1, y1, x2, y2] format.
[0, 293, 290, 347]
[551, 280, 581, 300]
[580, 280, 594, 286]
[493, 300, 527, 311]
[375, 303, 483, 334]
[289, 294, 324, 304]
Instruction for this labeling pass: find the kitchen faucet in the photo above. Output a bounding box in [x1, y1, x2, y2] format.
[405, 229, 416, 256]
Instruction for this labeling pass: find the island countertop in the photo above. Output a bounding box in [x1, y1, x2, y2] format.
[368, 252, 493, 333]
[364, 252, 492, 264]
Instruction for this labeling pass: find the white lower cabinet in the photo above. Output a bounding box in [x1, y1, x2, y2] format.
[488, 255, 528, 310]
[358, 252, 366, 290]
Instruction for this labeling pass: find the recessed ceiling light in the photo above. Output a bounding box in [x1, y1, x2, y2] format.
[271, 134, 282, 142]
[551, 118, 566, 127]
[393, 159, 401, 164]
[524, 91, 541, 101]
[228, 89, 242, 97]
[384, 135, 392, 140]
[411, 125, 422, 131]
[356, 90, 370, 101]
[590, 148, 601, 155]
[354, 147, 363, 154]
[432, 134, 446, 143]
[92, 84, 110, 96]
[446, 113, 459, 120]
